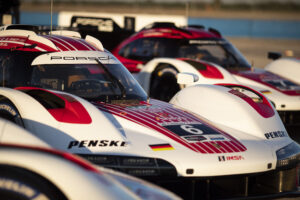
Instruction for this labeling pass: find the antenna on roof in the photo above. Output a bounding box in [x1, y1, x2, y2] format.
[50, 0, 53, 35]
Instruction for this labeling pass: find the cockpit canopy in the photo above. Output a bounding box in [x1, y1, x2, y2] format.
[0, 50, 148, 102]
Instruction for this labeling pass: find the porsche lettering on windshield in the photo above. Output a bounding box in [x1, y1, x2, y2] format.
[50, 56, 114, 61]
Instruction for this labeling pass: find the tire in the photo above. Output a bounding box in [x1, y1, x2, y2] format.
[150, 64, 180, 102]
[0, 165, 67, 200]
[0, 97, 24, 127]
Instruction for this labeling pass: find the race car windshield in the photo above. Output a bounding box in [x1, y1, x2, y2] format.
[30, 62, 148, 102]
[178, 39, 251, 69]
[120, 37, 251, 70]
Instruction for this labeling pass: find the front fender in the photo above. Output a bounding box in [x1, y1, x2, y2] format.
[136, 58, 198, 93]
[170, 84, 288, 139]
[136, 58, 239, 93]
[0, 87, 126, 152]
[265, 58, 300, 85]
[0, 87, 59, 131]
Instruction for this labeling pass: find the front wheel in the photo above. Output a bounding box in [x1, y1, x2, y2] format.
[0, 165, 67, 200]
[150, 65, 180, 102]
[0, 97, 24, 127]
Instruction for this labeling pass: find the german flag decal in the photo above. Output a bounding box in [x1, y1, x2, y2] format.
[149, 143, 174, 151]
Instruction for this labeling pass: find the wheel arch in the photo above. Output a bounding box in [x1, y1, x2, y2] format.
[0, 164, 68, 200]
[137, 58, 196, 94]
[0, 87, 57, 129]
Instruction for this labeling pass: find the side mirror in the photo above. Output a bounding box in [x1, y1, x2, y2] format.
[268, 52, 282, 60]
[177, 72, 199, 84]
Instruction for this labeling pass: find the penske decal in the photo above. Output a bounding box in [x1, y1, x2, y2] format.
[265, 130, 288, 139]
[68, 140, 127, 149]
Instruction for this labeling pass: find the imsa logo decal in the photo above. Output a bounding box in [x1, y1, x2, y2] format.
[218, 155, 244, 162]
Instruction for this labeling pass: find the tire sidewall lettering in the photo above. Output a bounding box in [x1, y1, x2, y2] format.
[0, 103, 17, 117]
[0, 177, 50, 200]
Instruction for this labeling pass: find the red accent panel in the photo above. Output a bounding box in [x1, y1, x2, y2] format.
[179, 58, 224, 79]
[217, 84, 275, 118]
[199, 64, 224, 79]
[15, 87, 92, 124]
[47, 100, 92, 124]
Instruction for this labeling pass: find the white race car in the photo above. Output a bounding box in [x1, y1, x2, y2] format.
[0, 24, 299, 199]
[0, 119, 181, 200]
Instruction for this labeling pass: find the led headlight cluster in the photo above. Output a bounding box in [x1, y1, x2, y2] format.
[276, 142, 300, 168]
[78, 154, 177, 177]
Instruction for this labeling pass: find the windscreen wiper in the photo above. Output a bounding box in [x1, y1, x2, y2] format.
[10, 43, 37, 51]
[224, 48, 240, 69]
[95, 59, 126, 99]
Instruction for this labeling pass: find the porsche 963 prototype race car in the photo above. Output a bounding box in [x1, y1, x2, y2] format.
[0, 25, 299, 199]
[112, 22, 300, 129]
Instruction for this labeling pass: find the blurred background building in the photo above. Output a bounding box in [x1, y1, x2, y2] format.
[1, 0, 300, 67]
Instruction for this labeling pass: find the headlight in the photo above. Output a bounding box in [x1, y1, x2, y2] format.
[78, 154, 177, 177]
[276, 142, 300, 169]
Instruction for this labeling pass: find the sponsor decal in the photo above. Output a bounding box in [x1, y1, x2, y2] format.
[218, 156, 225, 162]
[0, 37, 26, 42]
[0, 104, 17, 116]
[0, 42, 8, 46]
[50, 55, 114, 61]
[205, 135, 228, 141]
[68, 140, 127, 149]
[182, 135, 206, 142]
[149, 143, 174, 151]
[163, 123, 229, 142]
[211, 143, 222, 149]
[265, 130, 288, 139]
[218, 155, 245, 162]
